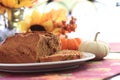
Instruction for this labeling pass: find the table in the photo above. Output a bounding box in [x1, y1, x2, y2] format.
[0, 43, 120, 80]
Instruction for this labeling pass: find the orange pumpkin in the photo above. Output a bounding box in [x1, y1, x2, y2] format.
[61, 37, 82, 50]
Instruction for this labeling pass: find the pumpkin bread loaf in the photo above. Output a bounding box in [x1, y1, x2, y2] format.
[0, 31, 61, 63]
[39, 50, 83, 62]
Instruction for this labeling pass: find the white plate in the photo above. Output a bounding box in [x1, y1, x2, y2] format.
[0, 52, 95, 72]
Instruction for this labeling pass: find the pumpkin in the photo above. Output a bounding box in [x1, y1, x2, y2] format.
[61, 36, 82, 50]
[78, 32, 110, 60]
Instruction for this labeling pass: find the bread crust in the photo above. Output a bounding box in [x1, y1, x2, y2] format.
[0, 31, 61, 63]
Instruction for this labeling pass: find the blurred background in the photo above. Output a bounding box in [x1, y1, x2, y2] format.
[0, 0, 120, 42]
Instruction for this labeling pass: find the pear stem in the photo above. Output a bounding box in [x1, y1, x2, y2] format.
[94, 32, 100, 41]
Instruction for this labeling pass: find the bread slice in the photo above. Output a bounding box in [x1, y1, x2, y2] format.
[0, 31, 61, 63]
[39, 50, 83, 62]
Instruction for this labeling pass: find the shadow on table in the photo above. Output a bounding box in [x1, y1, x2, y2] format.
[0, 62, 89, 77]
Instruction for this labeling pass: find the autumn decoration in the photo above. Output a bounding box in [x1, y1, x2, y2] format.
[18, 9, 77, 35]
[61, 35, 82, 50]
[78, 32, 110, 60]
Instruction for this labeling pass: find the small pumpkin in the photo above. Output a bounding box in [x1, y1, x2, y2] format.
[61, 36, 82, 50]
[78, 32, 110, 60]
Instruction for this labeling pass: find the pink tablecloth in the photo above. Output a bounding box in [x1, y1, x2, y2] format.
[0, 43, 120, 80]
[109, 43, 120, 52]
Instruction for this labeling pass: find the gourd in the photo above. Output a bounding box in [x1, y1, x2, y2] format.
[61, 36, 82, 50]
[78, 32, 110, 60]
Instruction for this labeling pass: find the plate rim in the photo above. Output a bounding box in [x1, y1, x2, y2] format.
[0, 52, 95, 72]
[0, 52, 95, 67]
